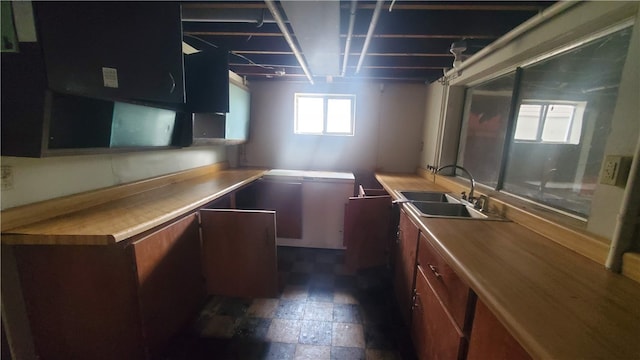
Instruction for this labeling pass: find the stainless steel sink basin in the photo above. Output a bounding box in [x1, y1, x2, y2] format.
[398, 191, 458, 203]
[409, 202, 487, 219]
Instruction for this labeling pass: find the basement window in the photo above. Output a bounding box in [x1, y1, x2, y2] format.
[513, 102, 585, 144]
[294, 93, 355, 135]
[456, 25, 632, 218]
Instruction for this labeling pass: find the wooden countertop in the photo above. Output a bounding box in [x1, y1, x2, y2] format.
[1, 168, 266, 245]
[376, 172, 640, 359]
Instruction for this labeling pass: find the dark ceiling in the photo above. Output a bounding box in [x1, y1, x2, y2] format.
[181, 1, 556, 84]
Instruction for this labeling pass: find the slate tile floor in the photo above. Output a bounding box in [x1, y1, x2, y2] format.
[163, 246, 416, 360]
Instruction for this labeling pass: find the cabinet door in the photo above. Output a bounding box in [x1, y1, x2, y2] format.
[131, 213, 204, 357]
[35, 2, 185, 104]
[467, 300, 531, 360]
[394, 209, 420, 325]
[235, 180, 303, 239]
[200, 209, 278, 298]
[13, 245, 144, 360]
[412, 266, 466, 360]
[344, 195, 392, 272]
[255, 180, 303, 239]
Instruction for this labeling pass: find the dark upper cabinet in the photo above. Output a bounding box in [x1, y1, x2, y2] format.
[33, 2, 229, 113]
[176, 74, 250, 146]
[1, 2, 235, 157]
[35, 2, 185, 105]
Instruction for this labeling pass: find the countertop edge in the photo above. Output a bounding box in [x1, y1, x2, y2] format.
[375, 171, 640, 360]
[1, 168, 268, 245]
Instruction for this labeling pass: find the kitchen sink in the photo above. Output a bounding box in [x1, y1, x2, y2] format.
[409, 202, 488, 219]
[398, 191, 458, 203]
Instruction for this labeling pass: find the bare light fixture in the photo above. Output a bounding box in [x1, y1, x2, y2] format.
[450, 40, 467, 70]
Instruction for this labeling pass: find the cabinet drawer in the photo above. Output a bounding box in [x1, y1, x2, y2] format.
[417, 232, 471, 332]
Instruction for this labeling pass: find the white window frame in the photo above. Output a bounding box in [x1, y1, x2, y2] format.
[294, 93, 356, 136]
[513, 101, 586, 144]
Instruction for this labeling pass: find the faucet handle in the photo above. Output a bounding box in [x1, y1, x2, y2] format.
[461, 191, 467, 200]
[474, 195, 488, 211]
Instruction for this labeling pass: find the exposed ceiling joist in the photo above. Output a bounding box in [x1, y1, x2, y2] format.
[181, 1, 556, 83]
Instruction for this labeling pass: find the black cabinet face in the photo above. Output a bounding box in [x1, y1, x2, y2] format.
[35, 2, 185, 105]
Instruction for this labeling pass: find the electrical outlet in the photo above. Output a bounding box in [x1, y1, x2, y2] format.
[1, 165, 14, 190]
[600, 155, 631, 187]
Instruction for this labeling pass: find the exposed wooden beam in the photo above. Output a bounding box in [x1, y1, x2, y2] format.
[233, 50, 293, 55]
[232, 50, 453, 57]
[182, 2, 545, 12]
[351, 34, 497, 40]
[352, 52, 453, 57]
[349, 3, 546, 11]
[182, 3, 267, 10]
[185, 31, 284, 37]
[183, 31, 498, 40]
[231, 63, 447, 70]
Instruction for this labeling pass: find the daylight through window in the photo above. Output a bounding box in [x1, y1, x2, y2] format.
[514, 102, 584, 144]
[457, 26, 632, 218]
[294, 94, 355, 135]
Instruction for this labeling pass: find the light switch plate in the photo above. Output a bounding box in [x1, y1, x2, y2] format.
[600, 155, 631, 187]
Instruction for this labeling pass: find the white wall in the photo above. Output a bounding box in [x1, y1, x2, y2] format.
[242, 81, 426, 174]
[0, 146, 226, 209]
[420, 83, 445, 167]
[420, 1, 640, 244]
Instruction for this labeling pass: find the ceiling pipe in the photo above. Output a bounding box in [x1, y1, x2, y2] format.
[355, 0, 384, 74]
[341, 0, 358, 77]
[264, 0, 314, 84]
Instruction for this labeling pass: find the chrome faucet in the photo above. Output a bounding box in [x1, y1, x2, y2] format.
[435, 164, 476, 202]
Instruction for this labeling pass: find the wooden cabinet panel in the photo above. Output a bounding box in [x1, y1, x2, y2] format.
[12, 214, 207, 360]
[13, 245, 145, 360]
[417, 232, 472, 332]
[256, 181, 303, 239]
[344, 195, 392, 272]
[235, 180, 303, 239]
[131, 213, 204, 357]
[394, 209, 420, 325]
[467, 300, 532, 360]
[200, 209, 278, 298]
[412, 266, 466, 360]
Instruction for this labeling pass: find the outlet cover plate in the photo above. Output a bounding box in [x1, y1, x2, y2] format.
[1, 165, 14, 190]
[600, 155, 632, 187]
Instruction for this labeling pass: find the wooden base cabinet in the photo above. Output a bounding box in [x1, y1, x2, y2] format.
[131, 213, 205, 356]
[344, 193, 392, 272]
[467, 300, 532, 360]
[411, 231, 475, 360]
[236, 180, 303, 239]
[12, 213, 204, 360]
[394, 209, 420, 325]
[200, 209, 278, 298]
[412, 266, 467, 360]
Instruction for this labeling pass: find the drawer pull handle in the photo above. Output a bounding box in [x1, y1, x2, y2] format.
[169, 72, 176, 94]
[428, 264, 442, 279]
[412, 291, 420, 310]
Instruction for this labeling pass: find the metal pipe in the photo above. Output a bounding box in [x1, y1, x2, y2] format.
[606, 131, 640, 272]
[341, 0, 357, 77]
[355, 0, 384, 74]
[264, 0, 314, 84]
[443, 1, 579, 78]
